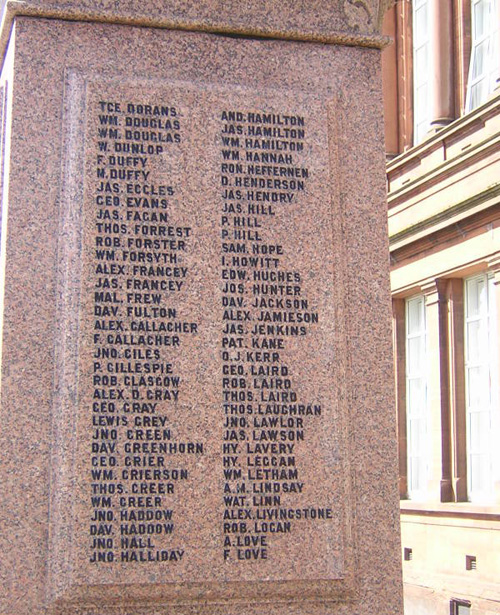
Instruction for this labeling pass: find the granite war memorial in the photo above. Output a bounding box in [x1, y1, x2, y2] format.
[0, 2, 402, 614]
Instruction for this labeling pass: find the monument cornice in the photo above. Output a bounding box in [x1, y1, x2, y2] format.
[0, 0, 392, 49]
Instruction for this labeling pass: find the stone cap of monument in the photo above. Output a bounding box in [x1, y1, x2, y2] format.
[0, 0, 394, 49]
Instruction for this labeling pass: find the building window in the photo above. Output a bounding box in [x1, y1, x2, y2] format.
[412, 0, 431, 143]
[464, 273, 499, 502]
[466, 0, 499, 111]
[450, 598, 471, 615]
[406, 295, 428, 497]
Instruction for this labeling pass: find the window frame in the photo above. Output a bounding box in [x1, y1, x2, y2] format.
[412, 0, 432, 143]
[464, 272, 499, 502]
[450, 598, 471, 615]
[465, 0, 499, 111]
[405, 294, 429, 499]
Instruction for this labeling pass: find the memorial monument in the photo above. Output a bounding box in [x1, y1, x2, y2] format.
[0, 1, 403, 614]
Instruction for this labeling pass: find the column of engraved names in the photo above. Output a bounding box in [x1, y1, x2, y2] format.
[89, 99, 201, 565]
[219, 109, 330, 564]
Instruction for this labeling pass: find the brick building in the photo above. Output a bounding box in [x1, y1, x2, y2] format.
[382, 1, 500, 613]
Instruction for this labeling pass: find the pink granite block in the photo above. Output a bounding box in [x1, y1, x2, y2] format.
[0, 5, 401, 615]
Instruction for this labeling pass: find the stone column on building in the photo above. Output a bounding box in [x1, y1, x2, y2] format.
[446, 279, 467, 502]
[392, 298, 408, 498]
[396, 0, 413, 151]
[422, 279, 453, 502]
[453, 0, 472, 113]
[429, 0, 455, 129]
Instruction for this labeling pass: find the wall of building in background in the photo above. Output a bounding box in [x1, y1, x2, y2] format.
[382, 1, 500, 614]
